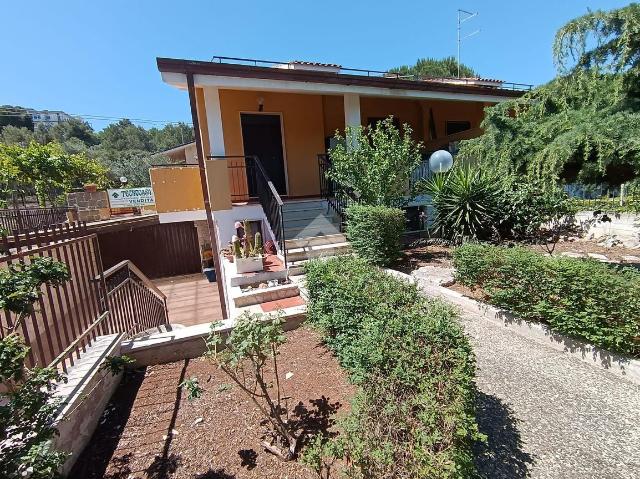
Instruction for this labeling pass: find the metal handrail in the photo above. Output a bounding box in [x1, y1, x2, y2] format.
[317, 154, 360, 231]
[103, 260, 167, 302]
[208, 55, 533, 91]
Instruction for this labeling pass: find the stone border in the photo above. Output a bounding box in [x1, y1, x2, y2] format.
[410, 273, 640, 386]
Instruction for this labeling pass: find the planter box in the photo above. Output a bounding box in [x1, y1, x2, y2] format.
[234, 255, 264, 274]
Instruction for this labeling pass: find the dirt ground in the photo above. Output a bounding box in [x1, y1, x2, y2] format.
[70, 327, 355, 479]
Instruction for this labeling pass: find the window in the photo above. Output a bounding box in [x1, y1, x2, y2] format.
[445, 120, 471, 136]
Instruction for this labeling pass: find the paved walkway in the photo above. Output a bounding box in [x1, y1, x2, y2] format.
[154, 274, 223, 327]
[415, 273, 640, 478]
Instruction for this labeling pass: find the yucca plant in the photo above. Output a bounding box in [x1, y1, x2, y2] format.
[424, 166, 500, 243]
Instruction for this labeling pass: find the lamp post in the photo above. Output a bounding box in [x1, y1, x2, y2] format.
[428, 150, 454, 174]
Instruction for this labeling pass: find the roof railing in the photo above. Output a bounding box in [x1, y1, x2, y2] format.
[208, 55, 533, 91]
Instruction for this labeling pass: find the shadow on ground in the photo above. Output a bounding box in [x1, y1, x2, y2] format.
[474, 391, 534, 479]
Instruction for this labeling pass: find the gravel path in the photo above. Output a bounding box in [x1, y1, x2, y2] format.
[454, 303, 640, 478]
[411, 267, 640, 478]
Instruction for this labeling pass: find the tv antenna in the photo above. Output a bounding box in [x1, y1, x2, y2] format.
[457, 9, 480, 77]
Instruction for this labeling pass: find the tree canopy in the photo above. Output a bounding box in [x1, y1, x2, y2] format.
[389, 56, 476, 78]
[0, 112, 194, 188]
[458, 3, 640, 185]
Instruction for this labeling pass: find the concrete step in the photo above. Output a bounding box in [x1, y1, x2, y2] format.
[232, 282, 300, 308]
[284, 215, 340, 231]
[282, 199, 327, 212]
[287, 241, 351, 262]
[284, 224, 342, 240]
[285, 233, 347, 250]
[283, 207, 335, 221]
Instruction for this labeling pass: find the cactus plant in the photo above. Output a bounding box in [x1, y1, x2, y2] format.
[232, 238, 243, 259]
[243, 219, 253, 256]
[254, 232, 263, 255]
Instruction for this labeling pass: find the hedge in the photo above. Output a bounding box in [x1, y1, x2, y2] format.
[345, 204, 405, 266]
[453, 243, 640, 356]
[304, 257, 480, 478]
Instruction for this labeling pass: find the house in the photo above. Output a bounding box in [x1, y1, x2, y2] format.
[28, 109, 73, 127]
[156, 141, 198, 164]
[149, 55, 529, 315]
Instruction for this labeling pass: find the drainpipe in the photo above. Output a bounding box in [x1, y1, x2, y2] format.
[186, 72, 228, 319]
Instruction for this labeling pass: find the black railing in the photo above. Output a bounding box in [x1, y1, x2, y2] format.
[317, 154, 360, 232]
[209, 155, 287, 266]
[0, 206, 71, 234]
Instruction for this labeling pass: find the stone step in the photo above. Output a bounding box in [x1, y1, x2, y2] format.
[284, 224, 342, 240]
[282, 199, 327, 212]
[287, 241, 351, 262]
[232, 282, 300, 308]
[284, 214, 340, 231]
[285, 233, 347, 250]
[282, 207, 336, 221]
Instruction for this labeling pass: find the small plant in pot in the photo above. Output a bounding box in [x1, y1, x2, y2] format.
[232, 219, 264, 274]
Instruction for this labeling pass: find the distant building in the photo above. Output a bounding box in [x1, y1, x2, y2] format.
[28, 109, 73, 127]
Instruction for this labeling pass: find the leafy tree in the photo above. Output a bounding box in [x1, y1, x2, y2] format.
[0, 105, 34, 131]
[98, 119, 153, 152]
[328, 117, 423, 207]
[0, 142, 108, 206]
[93, 148, 160, 187]
[48, 118, 99, 147]
[389, 56, 476, 78]
[458, 3, 640, 184]
[148, 122, 194, 151]
[0, 126, 35, 146]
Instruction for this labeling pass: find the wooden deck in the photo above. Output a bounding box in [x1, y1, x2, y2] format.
[154, 274, 224, 327]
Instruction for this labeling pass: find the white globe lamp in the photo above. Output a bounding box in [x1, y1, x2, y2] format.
[429, 150, 454, 174]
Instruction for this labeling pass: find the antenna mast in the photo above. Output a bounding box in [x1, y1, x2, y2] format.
[457, 9, 480, 77]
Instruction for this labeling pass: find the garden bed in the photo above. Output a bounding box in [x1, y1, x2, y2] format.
[70, 327, 355, 479]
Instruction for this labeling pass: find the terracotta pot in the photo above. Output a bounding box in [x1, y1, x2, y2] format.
[84, 183, 98, 193]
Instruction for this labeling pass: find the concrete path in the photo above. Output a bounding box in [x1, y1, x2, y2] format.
[414, 271, 640, 478]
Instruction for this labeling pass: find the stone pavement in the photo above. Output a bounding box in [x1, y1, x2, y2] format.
[414, 268, 640, 478]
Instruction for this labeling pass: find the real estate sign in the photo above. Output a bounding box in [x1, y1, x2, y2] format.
[107, 187, 155, 208]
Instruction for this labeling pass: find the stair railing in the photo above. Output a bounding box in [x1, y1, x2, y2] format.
[209, 155, 288, 267]
[317, 154, 359, 232]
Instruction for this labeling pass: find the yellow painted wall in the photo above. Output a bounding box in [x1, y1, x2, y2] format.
[218, 90, 326, 197]
[150, 167, 204, 213]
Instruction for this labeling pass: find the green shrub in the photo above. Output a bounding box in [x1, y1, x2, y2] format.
[345, 204, 405, 267]
[423, 166, 500, 243]
[304, 257, 480, 478]
[453, 243, 640, 356]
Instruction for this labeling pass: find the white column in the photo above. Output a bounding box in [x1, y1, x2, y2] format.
[203, 86, 226, 156]
[343, 93, 361, 150]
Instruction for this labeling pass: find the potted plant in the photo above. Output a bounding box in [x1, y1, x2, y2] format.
[232, 220, 264, 274]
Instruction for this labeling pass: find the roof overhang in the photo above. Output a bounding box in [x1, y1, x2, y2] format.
[157, 58, 523, 103]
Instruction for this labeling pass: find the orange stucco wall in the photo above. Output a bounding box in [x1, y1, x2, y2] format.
[150, 167, 204, 213]
[218, 90, 326, 197]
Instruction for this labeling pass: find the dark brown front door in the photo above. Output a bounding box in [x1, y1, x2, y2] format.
[97, 222, 201, 279]
[240, 113, 287, 195]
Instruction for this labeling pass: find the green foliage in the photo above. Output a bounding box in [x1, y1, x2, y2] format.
[389, 56, 476, 78]
[0, 105, 34, 131]
[459, 4, 640, 184]
[207, 312, 298, 459]
[424, 166, 500, 242]
[0, 257, 72, 478]
[0, 141, 108, 206]
[345, 204, 404, 266]
[0, 257, 70, 322]
[304, 257, 480, 478]
[180, 376, 204, 400]
[328, 117, 423, 207]
[453, 244, 640, 356]
[99, 355, 136, 376]
[254, 232, 263, 254]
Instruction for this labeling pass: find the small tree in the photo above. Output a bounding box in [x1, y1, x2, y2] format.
[206, 311, 298, 460]
[328, 117, 423, 207]
[0, 257, 71, 479]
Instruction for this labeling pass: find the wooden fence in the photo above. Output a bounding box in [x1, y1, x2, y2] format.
[0, 223, 168, 373]
[0, 206, 71, 234]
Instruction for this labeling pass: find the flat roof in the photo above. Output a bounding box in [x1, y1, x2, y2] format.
[157, 57, 529, 99]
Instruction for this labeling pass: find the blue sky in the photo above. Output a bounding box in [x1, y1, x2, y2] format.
[2, 0, 631, 131]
